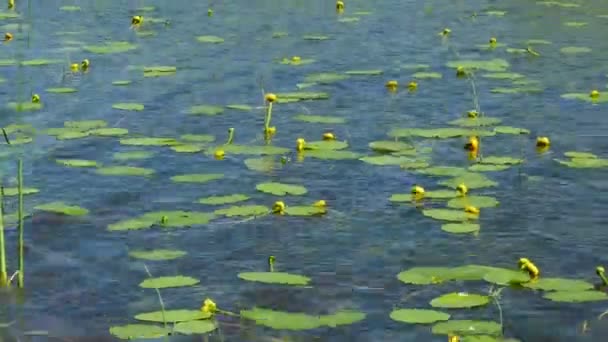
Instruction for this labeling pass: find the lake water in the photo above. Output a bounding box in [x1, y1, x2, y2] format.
[1, 0, 608, 341]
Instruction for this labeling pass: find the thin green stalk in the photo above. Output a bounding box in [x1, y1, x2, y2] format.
[0, 185, 7, 287]
[2, 129, 10, 145]
[264, 102, 273, 132]
[17, 159, 24, 288]
[226, 128, 234, 144]
[143, 264, 168, 330]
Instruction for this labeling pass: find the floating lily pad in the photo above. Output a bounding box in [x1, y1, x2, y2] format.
[303, 149, 361, 160]
[112, 103, 144, 111]
[196, 35, 224, 43]
[214, 205, 269, 217]
[187, 105, 224, 115]
[344, 69, 383, 75]
[240, 308, 364, 330]
[481, 156, 523, 165]
[390, 309, 450, 324]
[417, 166, 468, 177]
[113, 151, 155, 161]
[305, 140, 348, 150]
[285, 205, 327, 216]
[112, 80, 132, 86]
[304, 73, 349, 84]
[56, 159, 99, 168]
[226, 104, 252, 111]
[198, 194, 249, 205]
[469, 164, 511, 172]
[96, 166, 154, 176]
[135, 309, 210, 323]
[109, 324, 169, 340]
[560, 46, 591, 54]
[294, 115, 346, 124]
[449, 117, 502, 127]
[88, 128, 128, 137]
[412, 72, 442, 79]
[446, 59, 509, 72]
[491, 86, 543, 94]
[139, 276, 199, 289]
[214, 144, 289, 155]
[60, 6, 81, 11]
[46, 87, 77, 94]
[441, 223, 480, 234]
[57, 131, 89, 140]
[21, 59, 62, 66]
[430, 292, 489, 309]
[537, 1, 579, 8]
[560, 93, 608, 103]
[360, 155, 415, 166]
[238, 272, 311, 285]
[84, 41, 138, 54]
[108, 211, 214, 231]
[318, 311, 366, 327]
[543, 290, 608, 303]
[171, 173, 224, 183]
[338, 16, 360, 23]
[120, 137, 179, 146]
[275, 92, 329, 103]
[482, 72, 525, 80]
[400, 161, 430, 169]
[447, 196, 499, 208]
[65, 120, 107, 130]
[170, 145, 203, 153]
[422, 209, 478, 221]
[280, 57, 315, 66]
[34, 202, 88, 216]
[397, 267, 454, 285]
[129, 249, 187, 261]
[2, 188, 40, 196]
[523, 278, 594, 292]
[143, 66, 176, 77]
[369, 141, 414, 153]
[302, 34, 330, 41]
[483, 269, 530, 285]
[555, 158, 608, 168]
[494, 126, 530, 135]
[432, 320, 501, 336]
[389, 128, 495, 139]
[425, 190, 460, 199]
[256, 182, 307, 196]
[180, 134, 215, 143]
[244, 157, 277, 172]
[173, 320, 217, 335]
[564, 151, 597, 159]
[440, 173, 498, 189]
[7, 102, 43, 112]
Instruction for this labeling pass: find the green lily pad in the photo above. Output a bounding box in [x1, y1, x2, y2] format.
[109, 324, 169, 340]
[360, 155, 416, 166]
[84, 41, 138, 54]
[447, 196, 499, 209]
[7, 102, 43, 112]
[446, 59, 510, 72]
[482, 72, 525, 80]
[481, 156, 523, 165]
[449, 117, 502, 127]
[441, 223, 480, 234]
[469, 164, 511, 172]
[303, 149, 361, 160]
[34, 201, 88, 216]
[198, 194, 250, 205]
[143, 70, 175, 77]
[135, 309, 210, 323]
[280, 58, 315, 66]
[214, 205, 269, 217]
[560, 46, 591, 54]
[389, 194, 414, 202]
[483, 269, 530, 285]
[57, 131, 89, 140]
[0, 59, 18, 67]
[238, 272, 311, 285]
[338, 16, 360, 23]
[527, 39, 552, 45]
[430, 292, 489, 309]
[560, 92, 608, 103]
[555, 158, 608, 168]
[60, 6, 81, 11]
[491, 86, 543, 94]
[294, 114, 346, 124]
[187, 105, 224, 115]
[275, 92, 329, 103]
[522, 278, 594, 292]
[318, 311, 366, 327]
[56, 159, 99, 168]
[369, 141, 414, 153]
[2, 188, 40, 196]
[397, 267, 454, 285]
[304, 73, 349, 84]
[494, 126, 530, 135]
[129, 249, 187, 261]
[240, 308, 364, 330]
[120, 137, 179, 146]
[412, 72, 442, 79]
[0, 11, 20, 19]
[96, 166, 154, 176]
[46, 87, 77, 94]
[432, 320, 502, 336]
[89, 128, 129, 137]
[139, 276, 199, 289]
[143, 66, 176, 75]
[285, 205, 327, 216]
[215, 144, 290, 155]
[64, 120, 107, 130]
[543, 290, 608, 303]
[171, 173, 224, 183]
[538, 1, 580, 8]
[390, 309, 450, 324]
[180, 134, 215, 143]
[439, 173, 498, 189]
[112, 80, 132, 86]
[305, 140, 348, 150]
[226, 104, 252, 111]
[564, 151, 597, 159]
[244, 157, 277, 172]
[113, 151, 155, 161]
[112, 103, 144, 111]
[196, 35, 224, 43]
[400, 161, 430, 169]
[6, 136, 33, 145]
[302, 34, 330, 40]
[425, 190, 460, 199]
[389, 127, 495, 139]
[422, 209, 478, 222]
[108, 211, 214, 231]
[417, 166, 468, 177]
[21, 59, 62, 66]
[256, 182, 307, 196]
[344, 69, 383, 75]
[173, 320, 217, 335]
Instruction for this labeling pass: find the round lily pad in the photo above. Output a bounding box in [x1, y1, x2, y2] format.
[88, 128, 129, 137]
[241, 308, 322, 330]
[65, 120, 108, 130]
[483, 269, 530, 285]
[344, 69, 383, 75]
[389, 127, 495, 139]
[238, 272, 311, 285]
[216, 144, 290, 155]
[173, 320, 217, 335]
[275, 92, 329, 103]
[109, 324, 169, 340]
[412, 71, 442, 79]
[84, 41, 138, 54]
[170, 144, 203, 153]
[417, 166, 468, 177]
[425, 190, 460, 199]
[34, 202, 88, 216]
[294, 114, 346, 124]
[55, 159, 99, 168]
[369, 141, 414, 153]
[449, 117, 502, 127]
[187, 105, 224, 115]
[494, 126, 530, 135]
[481, 156, 523, 165]
[108, 211, 214, 231]
[469, 164, 511, 172]
[390, 309, 450, 324]
[397, 267, 454, 285]
[214, 205, 269, 217]
[198, 194, 249, 205]
[244, 157, 276, 172]
[447, 196, 499, 209]
[285, 205, 326, 216]
[139, 276, 199, 289]
[432, 320, 501, 336]
[226, 104, 252, 111]
[135, 309, 210, 323]
[564, 151, 597, 159]
[196, 35, 224, 43]
[523, 278, 594, 292]
[180, 134, 215, 143]
[448, 265, 497, 281]
[318, 311, 366, 327]
[430, 292, 489, 309]
[129, 249, 187, 261]
[96, 166, 155, 176]
[543, 290, 607, 303]
[441, 223, 480, 234]
[304, 72, 349, 84]
[303, 150, 361, 160]
[439, 173, 498, 189]
[305, 140, 348, 150]
[112, 103, 144, 111]
[46, 87, 77, 94]
[422, 209, 478, 221]
[446, 59, 510, 72]
[482, 72, 525, 80]
[171, 173, 224, 183]
[2, 187, 39, 196]
[120, 137, 179, 146]
[256, 182, 307, 196]
[400, 161, 430, 169]
[555, 158, 608, 168]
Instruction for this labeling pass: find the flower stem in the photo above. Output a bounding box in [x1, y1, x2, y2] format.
[0, 184, 7, 287]
[17, 159, 24, 288]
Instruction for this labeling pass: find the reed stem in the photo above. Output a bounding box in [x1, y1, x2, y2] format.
[17, 159, 24, 288]
[0, 184, 7, 287]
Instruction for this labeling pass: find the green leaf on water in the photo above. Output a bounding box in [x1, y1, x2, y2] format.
[482, 72, 525, 80]
[214, 205, 269, 217]
[400, 161, 430, 169]
[238, 272, 311, 285]
[303, 149, 361, 160]
[302, 34, 330, 41]
[412, 72, 442, 79]
[57, 131, 89, 140]
[198, 194, 250, 205]
[244, 157, 277, 172]
[129, 249, 187, 261]
[305, 140, 348, 150]
[446, 59, 510, 72]
[441, 223, 480, 234]
[34, 201, 89, 216]
[256, 182, 307, 196]
[560, 92, 608, 103]
[369, 141, 414, 153]
[56, 159, 99, 168]
[360, 155, 415, 166]
[2, 188, 39, 196]
[494, 126, 530, 135]
[430, 292, 489, 309]
[422, 209, 478, 221]
[120, 137, 180, 146]
[275, 92, 329, 103]
[304, 72, 349, 84]
[135, 309, 210, 323]
[390, 309, 450, 324]
[139, 276, 199, 289]
[417, 166, 468, 177]
[469, 164, 511, 172]
[60, 5, 81, 11]
[397, 267, 454, 285]
[171, 173, 224, 183]
[172, 144, 203, 154]
[7, 102, 43, 112]
[389, 127, 495, 139]
[108, 211, 214, 231]
[491, 86, 543, 94]
[21, 59, 62, 66]
[280, 58, 315, 66]
[213, 144, 290, 155]
[109, 324, 169, 340]
[240, 308, 364, 330]
[84, 42, 138, 54]
[447, 196, 499, 209]
[180, 134, 215, 143]
[440, 173, 498, 189]
[564, 151, 597, 159]
[196, 35, 224, 43]
[555, 158, 608, 168]
[187, 105, 224, 115]
[425, 190, 460, 199]
[481, 156, 523, 165]
[173, 320, 217, 335]
[318, 311, 366, 327]
[432, 320, 502, 336]
[143, 65, 176, 75]
[560, 46, 591, 54]
[543, 290, 608, 303]
[112, 80, 132, 86]
[113, 151, 155, 161]
[483, 269, 530, 285]
[285, 205, 327, 216]
[64, 120, 107, 130]
[96, 166, 155, 176]
[112, 103, 144, 111]
[46, 87, 77, 94]
[294, 114, 346, 124]
[449, 117, 502, 127]
[522, 278, 594, 292]
[226, 104, 253, 111]
[344, 69, 383, 76]
[88, 128, 129, 137]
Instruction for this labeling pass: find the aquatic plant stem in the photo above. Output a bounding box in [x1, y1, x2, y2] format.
[0, 185, 7, 287]
[489, 286, 505, 335]
[2, 129, 10, 145]
[226, 128, 234, 144]
[264, 102, 273, 133]
[17, 159, 24, 288]
[143, 264, 168, 330]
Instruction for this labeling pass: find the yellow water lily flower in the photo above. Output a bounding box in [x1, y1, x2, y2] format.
[273, 201, 286, 215]
[201, 298, 217, 314]
[214, 149, 225, 160]
[467, 110, 478, 118]
[590, 90, 600, 98]
[489, 37, 497, 45]
[265, 93, 277, 103]
[518, 257, 540, 278]
[596, 266, 608, 286]
[536, 136, 550, 147]
[456, 66, 467, 77]
[8, 0, 14, 9]
[411, 185, 425, 195]
[265, 126, 277, 136]
[296, 138, 306, 152]
[448, 335, 460, 342]
[464, 136, 479, 152]
[385, 80, 398, 92]
[464, 205, 479, 215]
[291, 56, 301, 64]
[81, 59, 90, 70]
[441, 28, 451, 36]
[31, 94, 40, 103]
[408, 81, 418, 91]
[456, 184, 468, 196]
[131, 15, 142, 25]
[323, 132, 336, 141]
[336, 0, 344, 11]
[4, 32, 12, 42]
[70, 63, 80, 72]
[313, 200, 327, 208]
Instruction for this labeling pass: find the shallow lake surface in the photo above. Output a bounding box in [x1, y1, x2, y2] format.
[1, 0, 608, 341]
